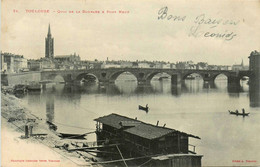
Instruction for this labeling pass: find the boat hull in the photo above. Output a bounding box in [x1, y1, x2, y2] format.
[229, 111, 249, 116]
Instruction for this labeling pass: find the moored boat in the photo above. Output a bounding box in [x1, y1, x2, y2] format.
[27, 82, 41, 91]
[58, 131, 95, 139]
[58, 133, 87, 139]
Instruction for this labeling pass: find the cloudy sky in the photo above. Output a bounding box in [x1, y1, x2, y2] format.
[1, 0, 260, 65]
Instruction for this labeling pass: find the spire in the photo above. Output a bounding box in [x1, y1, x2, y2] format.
[241, 59, 244, 66]
[48, 23, 51, 36]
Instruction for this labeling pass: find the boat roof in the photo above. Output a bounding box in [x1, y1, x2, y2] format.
[94, 113, 200, 140]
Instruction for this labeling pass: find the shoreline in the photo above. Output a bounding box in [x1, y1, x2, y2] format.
[1, 92, 95, 167]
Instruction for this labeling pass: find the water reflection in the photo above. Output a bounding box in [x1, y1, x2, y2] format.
[249, 83, 260, 107]
[17, 75, 260, 167]
[46, 93, 54, 123]
[38, 76, 258, 108]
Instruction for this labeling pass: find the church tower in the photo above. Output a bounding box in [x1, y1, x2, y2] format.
[45, 24, 54, 59]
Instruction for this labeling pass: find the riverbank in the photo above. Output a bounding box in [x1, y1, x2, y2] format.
[1, 93, 95, 167]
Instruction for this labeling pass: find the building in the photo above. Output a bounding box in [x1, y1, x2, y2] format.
[101, 61, 121, 68]
[138, 62, 150, 68]
[1, 52, 27, 73]
[27, 59, 42, 71]
[120, 61, 133, 68]
[232, 60, 248, 71]
[162, 63, 171, 69]
[14, 55, 28, 72]
[170, 63, 176, 69]
[27, 58, 55, 71]
[41, 58, 55, 70]
[45, 24, 54, 59]
[95, 113, 201, 157]
[196, 62, 208, 70]
[55, 53, 81, 63]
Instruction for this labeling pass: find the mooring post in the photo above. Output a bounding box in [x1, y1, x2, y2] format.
[25, 125, 29, 138]
[29, 125, 33, 136]
[156, 121, 159, 126]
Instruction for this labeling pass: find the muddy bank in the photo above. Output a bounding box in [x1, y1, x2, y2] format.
[1, 93, 97, 167]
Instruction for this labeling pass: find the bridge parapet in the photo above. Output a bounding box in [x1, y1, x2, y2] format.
[40, 68, 251, 86]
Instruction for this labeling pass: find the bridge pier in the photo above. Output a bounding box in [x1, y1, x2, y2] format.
[203, 81, 216, 89]
[203, 74, 215, 84]
[137, 79, 150, 85]
[227, 76, 240, 92]
[249, 50, 260, 107]
[171, 74, 181, 86]
[98, 79, 111, 84]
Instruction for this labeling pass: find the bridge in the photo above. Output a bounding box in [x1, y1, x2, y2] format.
[41, 68, 252, 86]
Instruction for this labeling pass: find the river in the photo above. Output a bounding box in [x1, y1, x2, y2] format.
[19, 74, 260, 166]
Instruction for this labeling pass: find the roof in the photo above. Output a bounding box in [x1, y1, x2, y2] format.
[94, 113, 200, 140]
[119, 121, 141, 127]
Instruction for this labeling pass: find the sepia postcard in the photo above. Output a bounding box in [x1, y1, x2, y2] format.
[1, 0, 260, 167]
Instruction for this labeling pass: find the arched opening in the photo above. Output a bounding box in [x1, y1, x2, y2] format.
[112, 71, 137, 93]
[240, 76, 249, 92]
[53, 75, 65, 83]
[111, 71, 137, 82]
[214, 74, 228, 90]
[182, 73, 204, 92]
[150, 72, 171, 93]
[150, 72, 171, 81]
[183, 73, 203, 81]
[76, 73, 98, 83]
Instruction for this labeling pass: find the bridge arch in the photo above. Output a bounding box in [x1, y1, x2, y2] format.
[182, 72, 204, 80]
[43, 74, 66, 83]
[146, 72, 172, 82]
[75, 73, 99, 82]
[53, 75, 65, 83]
[109, 71, 138, 82]
[211, 73, 229, 83]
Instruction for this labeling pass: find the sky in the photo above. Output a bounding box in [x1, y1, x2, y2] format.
[1, 0, 260, 65]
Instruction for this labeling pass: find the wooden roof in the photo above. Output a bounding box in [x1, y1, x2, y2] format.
[94, 113, 200, 140]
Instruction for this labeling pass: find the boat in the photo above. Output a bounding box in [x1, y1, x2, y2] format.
[228, 110, 249, 116]
[27, 82, 41, 91]
[186, 76, 195, 80]
[13, 84, 27, 94]
[58, 131, 95, 139]
[138, 104, 149, 113]
[46, 121, 57, 131]
[58, 133, 87, 139]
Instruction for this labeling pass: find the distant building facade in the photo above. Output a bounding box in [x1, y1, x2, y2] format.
[55, 53, 81, 63]
[232, 60, 249, 71]
[45, 24, 54, 59]
[1, 52, 27, 73]
[28, 59, 42, 71]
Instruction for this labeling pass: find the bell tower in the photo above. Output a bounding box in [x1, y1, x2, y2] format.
[45, 24, 54, 59]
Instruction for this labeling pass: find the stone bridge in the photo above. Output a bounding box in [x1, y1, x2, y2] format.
[41, 68, 252, 86]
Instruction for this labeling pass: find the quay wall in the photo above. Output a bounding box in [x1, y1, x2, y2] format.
[1, 72, 41, 86]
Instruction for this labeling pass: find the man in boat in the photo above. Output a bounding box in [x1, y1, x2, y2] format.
[242, 108, 245, 115]
[146, 104, 149, 113]
[236, 110, 238, 114]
